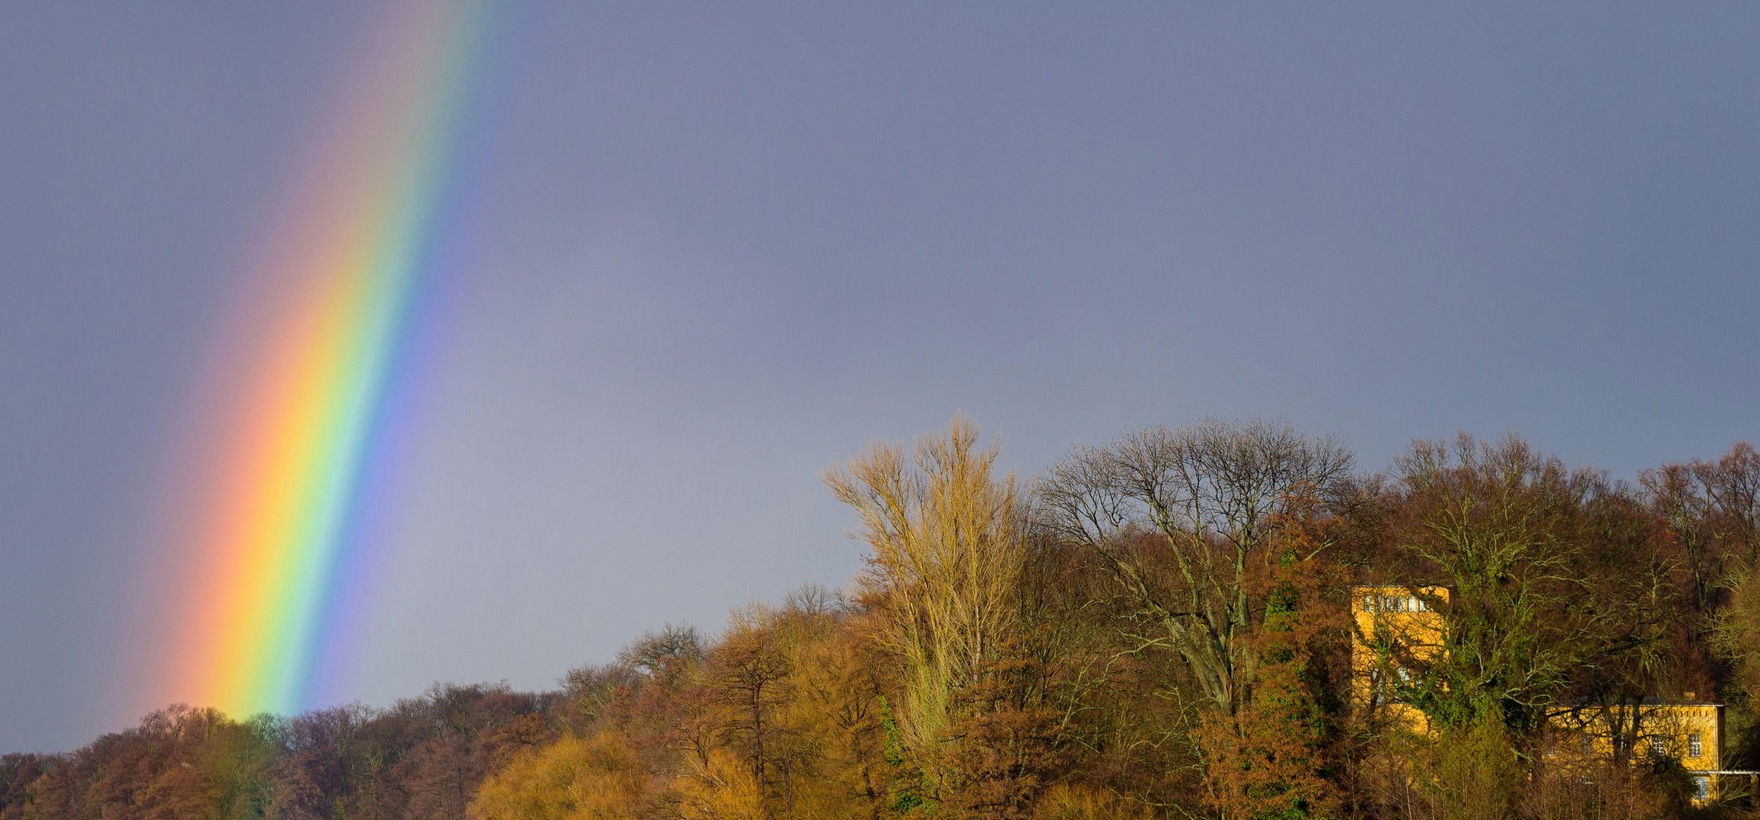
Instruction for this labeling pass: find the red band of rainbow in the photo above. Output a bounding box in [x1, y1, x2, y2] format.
[151, 0, 492, 719]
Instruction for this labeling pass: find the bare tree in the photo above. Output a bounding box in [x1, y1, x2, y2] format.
[1642, 442, 1760, 624]
[1034, 419, 1353, 716]
[781, 583, 851, 618]
[618, 623, 707, 684]
[1657, 444, 1760, 699]
[825, 415, 1029, 793]
[1394, 435, 1672, 739]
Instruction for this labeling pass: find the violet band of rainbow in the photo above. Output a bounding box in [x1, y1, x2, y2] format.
[163, 0, 492, 718]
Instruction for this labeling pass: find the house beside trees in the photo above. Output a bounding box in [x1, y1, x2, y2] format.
[4, 423, 1759, 819]
[1353, 584, 1749, 804]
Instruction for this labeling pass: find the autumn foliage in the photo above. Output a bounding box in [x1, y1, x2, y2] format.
[6, 421, 1760, 819]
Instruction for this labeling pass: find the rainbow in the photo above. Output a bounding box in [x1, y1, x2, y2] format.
[152, 1, 494, 719]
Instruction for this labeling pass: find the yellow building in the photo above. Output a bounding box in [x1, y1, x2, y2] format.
[1349, 586, 1740, 803]
[1548, 699, 1727, 802]
[1350, 586, 1448, 735]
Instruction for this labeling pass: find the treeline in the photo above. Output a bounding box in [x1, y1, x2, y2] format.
[5, 418, 1759, 819]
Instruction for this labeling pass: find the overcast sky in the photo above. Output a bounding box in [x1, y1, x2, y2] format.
[3, 2, 1757, 752]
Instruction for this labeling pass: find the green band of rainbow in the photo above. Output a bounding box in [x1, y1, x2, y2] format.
[159, 0, 492, 718]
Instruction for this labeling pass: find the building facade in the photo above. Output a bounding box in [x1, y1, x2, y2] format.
[1349, 585, 1735, 802]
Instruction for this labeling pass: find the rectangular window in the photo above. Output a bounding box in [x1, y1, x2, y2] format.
[1363, 595, 1376, 613]
[1650, 736, 1667, 757]
[1689, 733, 1702, 758]
[1693, 776, 1710, 800]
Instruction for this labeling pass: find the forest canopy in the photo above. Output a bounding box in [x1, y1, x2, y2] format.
[5, 419, 1759, 819]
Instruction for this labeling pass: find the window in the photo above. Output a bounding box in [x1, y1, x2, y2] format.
[1693, 776, 1710, 800]
[1689, 733, 1702, 758]
[1650, 736, 1667, 757]
[1363, 594, 1431, 613]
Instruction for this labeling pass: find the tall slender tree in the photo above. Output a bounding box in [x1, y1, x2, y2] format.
[826, 415, 1031, 808]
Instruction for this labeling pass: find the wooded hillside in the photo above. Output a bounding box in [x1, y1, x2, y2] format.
[6, 419, 1758, 819]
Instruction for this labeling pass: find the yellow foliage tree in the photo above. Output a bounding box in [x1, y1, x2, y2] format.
[674, 747, 769, 820]
[772, 606, 890, 819]
[825, 416, 1028, 799]
[469, 731, 644, 820]
[1033, 784, 1155, 820]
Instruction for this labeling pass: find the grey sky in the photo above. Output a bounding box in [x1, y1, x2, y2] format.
[2, 2, 1756, 752]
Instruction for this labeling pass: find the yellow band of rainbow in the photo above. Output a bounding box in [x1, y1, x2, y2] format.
[157, 0, 492, 718]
